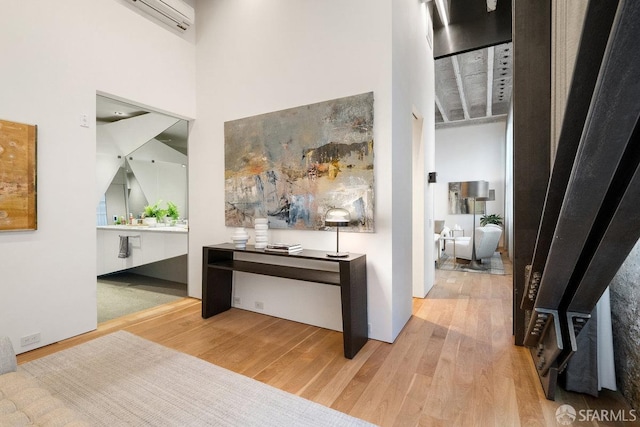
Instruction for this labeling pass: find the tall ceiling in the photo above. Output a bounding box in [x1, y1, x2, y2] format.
[99, 1, 512, 130]
[431, 0, 512, 127]
[435, 41, 512, 126]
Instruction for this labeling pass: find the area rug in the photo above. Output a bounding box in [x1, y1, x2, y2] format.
[437, 251, 505, 275]
[20, 331, 375, 427]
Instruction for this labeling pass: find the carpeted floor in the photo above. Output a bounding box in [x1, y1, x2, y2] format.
[437, 251, 506, 274]
[97, 273, 187, 323]
[20, 331, 375, 427]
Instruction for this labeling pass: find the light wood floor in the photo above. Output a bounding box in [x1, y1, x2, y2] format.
[18, 254, 635, 426]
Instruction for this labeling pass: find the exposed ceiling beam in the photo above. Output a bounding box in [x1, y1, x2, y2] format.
[435, 94, 449, 122]
[451, 56, 470, 120]
[486, 46, 494, 117]
[436, 113, 508, 129]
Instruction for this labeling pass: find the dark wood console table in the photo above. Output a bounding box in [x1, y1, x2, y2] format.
[202, 243, 368, 359]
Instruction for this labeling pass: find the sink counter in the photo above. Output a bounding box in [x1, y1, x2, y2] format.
[97, 225, 188, 233]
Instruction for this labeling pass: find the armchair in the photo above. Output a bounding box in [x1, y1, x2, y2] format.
[444, 224, 502, 262]
[434, 226, 451, 264]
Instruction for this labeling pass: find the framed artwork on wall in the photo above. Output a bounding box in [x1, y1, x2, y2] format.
[448, 181, 485, 214]
[224, 92, 375, 232]
[0, 119, 37, 231]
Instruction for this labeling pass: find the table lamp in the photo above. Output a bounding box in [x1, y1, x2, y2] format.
[325, 208, 350, 257]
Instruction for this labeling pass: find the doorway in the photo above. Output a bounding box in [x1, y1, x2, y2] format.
[412, 111, 435, 298]
[95, 94, 189, 322]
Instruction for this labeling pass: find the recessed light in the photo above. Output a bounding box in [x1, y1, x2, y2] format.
[114, 111, 126, 116]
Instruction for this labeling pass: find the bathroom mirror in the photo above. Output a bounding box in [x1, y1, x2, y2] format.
[96, 95, 188, 225]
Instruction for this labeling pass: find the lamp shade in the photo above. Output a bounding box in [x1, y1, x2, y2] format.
[477, 189, 495, 202]
[325, 208, 350, 227]
[459, 180, 489, 199]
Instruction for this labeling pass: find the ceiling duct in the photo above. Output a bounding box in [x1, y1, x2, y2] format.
[129, 0, 194, 32]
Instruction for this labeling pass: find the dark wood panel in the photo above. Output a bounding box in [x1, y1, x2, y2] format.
[202, 246, 233, 317]
[340, 256, 368, 359]
[521, 0, 619, 312]
[205, 243, 365, 263]
[207, 260, 341, 286]
[512, 0, 552, 346]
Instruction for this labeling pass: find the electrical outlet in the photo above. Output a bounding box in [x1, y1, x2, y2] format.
[233, 296, 241, 305]
[21, 332, 41, 347]
[254, 301, 264, 310]
[368, 323, 372, 335]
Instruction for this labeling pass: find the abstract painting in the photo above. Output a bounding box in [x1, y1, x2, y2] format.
[0, 119, 37, 231]
[225, 92, 374, 232]
[448, 182, 485, 215]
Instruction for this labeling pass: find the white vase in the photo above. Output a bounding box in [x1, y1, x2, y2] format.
[232, 227, 250, 249]
[143, 217, 157, 227]
[254, 218, 269, 249]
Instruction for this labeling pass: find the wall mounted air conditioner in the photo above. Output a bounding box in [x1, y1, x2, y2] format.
[129, 0, 194, 32]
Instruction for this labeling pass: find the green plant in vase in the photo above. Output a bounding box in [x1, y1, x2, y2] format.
[143, 201, 167, 221]
[143, 204, 155, 219]
[480, 213, 503, 226]
[166, 201, 179, 221]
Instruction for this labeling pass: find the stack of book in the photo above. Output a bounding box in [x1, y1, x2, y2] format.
[264, 243, 303, 254]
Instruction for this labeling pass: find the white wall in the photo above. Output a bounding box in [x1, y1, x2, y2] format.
[393, 2, 436, 309]
[0, 0, 433, 350]
[505, 103, 514, 259]
[190, 0, 433, 343]
[412, 117, 426, 297]
[434, 120, 507, 242]
[0, 0, 195, 353]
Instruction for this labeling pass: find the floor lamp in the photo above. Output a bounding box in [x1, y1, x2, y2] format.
[460, 181, 489, 270]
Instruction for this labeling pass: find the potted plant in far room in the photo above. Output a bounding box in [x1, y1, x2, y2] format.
[143, 201, 166, 226]
[480, 213, 503, 227]
[166, 201, 180, 225]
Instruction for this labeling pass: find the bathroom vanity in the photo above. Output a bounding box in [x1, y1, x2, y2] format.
[96, 225, 188, 275]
